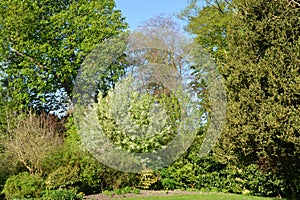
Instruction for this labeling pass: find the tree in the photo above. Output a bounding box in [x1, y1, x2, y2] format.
[3, 111, 64, 175]
[178, 1, 234, 122]
[180, 0, 235, 62]
[0, 0, 128, 113]
[129, 14, 190, 97]
[215, 0, 300, 196]
[73, 15, 204, 172]
[127, 14, 200, 138]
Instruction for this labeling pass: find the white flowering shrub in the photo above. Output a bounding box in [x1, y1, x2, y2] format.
[96, 77, 180, 154]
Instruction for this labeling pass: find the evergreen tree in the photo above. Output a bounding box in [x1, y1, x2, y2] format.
[216, 0, 300, 196]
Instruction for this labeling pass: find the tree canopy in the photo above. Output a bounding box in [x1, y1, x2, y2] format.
[1, 0, 300, 198]
[0, 0, 128, 113]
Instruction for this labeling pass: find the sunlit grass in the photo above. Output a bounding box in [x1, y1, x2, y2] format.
[118, 193, 279, 200]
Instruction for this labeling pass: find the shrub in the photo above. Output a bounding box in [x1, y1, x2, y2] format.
[138, 170, 159, 189]
[4, 111, 64, 174]
[45, 155, 104, 194]
[96, 80, 181, 154]
[158, 154, 226, 191]
[0, 152, 14, 199]
[45, 165, 81, 191]
[44, 118, 139, 195]
[133, 188, 140, 194]
[41, 190, 83, 200]
[44, 118, 103, 194]
[242, 164, 285, 197]
[1, 172, 44, 199]
[102, 187, 138, 196]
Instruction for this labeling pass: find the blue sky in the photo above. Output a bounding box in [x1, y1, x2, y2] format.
[114, 0, 190, 30]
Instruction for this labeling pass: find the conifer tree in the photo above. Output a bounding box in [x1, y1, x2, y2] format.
[216, 0, 300, 195]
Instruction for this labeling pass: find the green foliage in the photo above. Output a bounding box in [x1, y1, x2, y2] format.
[1, 172, 45, 199]
[96, 77, 180, 154]
[133, 188, 141, 194]
[41, 190, 83, 200]
[43, 117, 138, 194]
[157, 127, 209, 190]
[0, 159, 11, 199]
[43, 123, 104, 194]
[182, 0, 233, 61]
[0, 0, 128, 111]
[158, 155, 225, 191]
[181, 0, 300, 198]
[213, 0, 300, 197]
[159, 155, 286, 197]
[0, 149, 16, 194]
[241, 164, 285, 197]
[114, 186, 132, 195]
[102, 190, 114, 197]
[102, 187, 139, 196]
[45, 165, 81, 191]
[114, 193, 280, 200]
[156, 126, 286, 196]
[2, 1, 299, 199]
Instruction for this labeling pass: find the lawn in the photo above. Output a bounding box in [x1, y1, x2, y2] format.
[119, 193, 278, 200]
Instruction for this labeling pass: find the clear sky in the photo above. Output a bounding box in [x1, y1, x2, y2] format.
[114, 0, 190, 30]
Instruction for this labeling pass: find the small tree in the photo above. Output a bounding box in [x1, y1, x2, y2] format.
[4, 111, 64, 174]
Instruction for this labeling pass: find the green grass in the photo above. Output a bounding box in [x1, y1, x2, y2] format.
[119, 193, 279, 200]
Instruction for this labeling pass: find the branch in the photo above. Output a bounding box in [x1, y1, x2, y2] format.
[223, 0, 234, 7]
[10, 44, 62, 81]
[215, 0, 225, 14]
[11, 47, 47, 71]
[290, 0, 300, 6]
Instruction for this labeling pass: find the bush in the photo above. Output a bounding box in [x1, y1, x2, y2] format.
[0, 152, 13, 199]
[158, 151, 286, 197]
[45, 165, 81, 192]
[242, 164, 285, 197]
[4, 111, 64, 174]
[1, 172, 44, 199]
[43, 118, 138, 194]
[44, 118, 103, 194]
[96, 81, 181, 154]
[138, 170, 159, 189]
[158, 153, 226, 191]
[41, 190, 83, 200]
[45, 154, 106, 194]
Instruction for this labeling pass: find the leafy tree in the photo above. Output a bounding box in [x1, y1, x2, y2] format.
[215, 0, 300, 197]
[73, 15, 204, 172]
[0, 0, 128, 113]
[180, 0, 234, 62]
[96, 78, 179, 154]
[178, 1, 233, 123]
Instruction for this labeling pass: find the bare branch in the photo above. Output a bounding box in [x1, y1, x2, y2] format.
[215, 0, 225, 14]
[290, 0, 300, 6]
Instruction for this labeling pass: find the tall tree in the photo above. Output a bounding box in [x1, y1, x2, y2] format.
[215, 0, 300, 196]
[129, 14, 189, 96]
[180, 0, 234, 62]
[180, 1, 230, 141]
[0, 0, 128, 113]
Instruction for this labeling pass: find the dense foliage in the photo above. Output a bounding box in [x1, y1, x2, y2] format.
[0, 0, 299, 199]
[0, 0, 127, 112]
[2, 172, 45, 199]
[214, 0, 300, 197]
